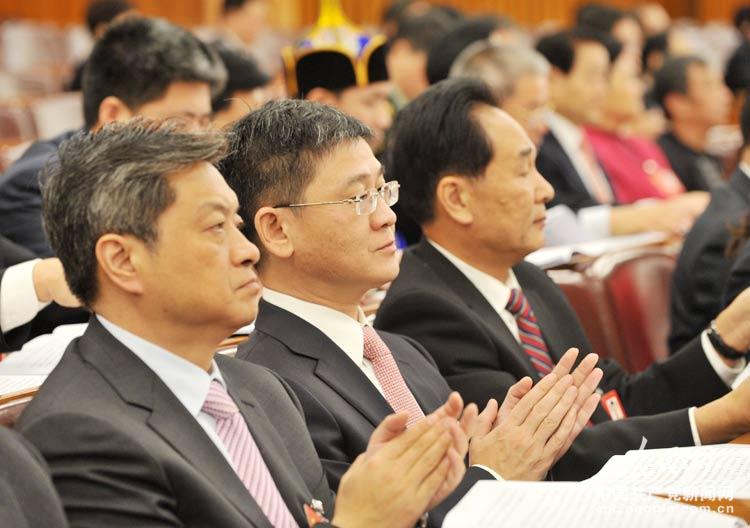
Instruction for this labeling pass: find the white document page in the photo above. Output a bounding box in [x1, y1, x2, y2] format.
[442, 481, 747, 528]
[586, 445, 750, 499]
[0, 375, 47, 394]
[0, 323, 86, 380]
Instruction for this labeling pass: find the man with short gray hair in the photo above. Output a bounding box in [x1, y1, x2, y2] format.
[450, 41, 550, 145]
[17, 118, 469, 528]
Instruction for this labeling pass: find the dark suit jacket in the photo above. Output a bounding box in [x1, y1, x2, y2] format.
[658, 132, 723, 192]
[238, 299, 491, 526]
[0, 267, 32, 352]
[375, 240, 730, 479]
[0, 427, 67, 528]
[0, 129, 77, 256]
[668, 168, 750, 353]
[723, 237, 750, 307]
[16, 317, 334, 528]
[536, 130, 615, 212]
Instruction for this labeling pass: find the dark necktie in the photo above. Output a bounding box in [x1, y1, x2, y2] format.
[506, 288, 555, 378]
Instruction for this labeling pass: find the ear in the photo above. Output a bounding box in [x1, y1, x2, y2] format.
[435, 176, 474, 226]
[663, 92, 685, 119]
[254, 206, 295, 259]
[305, 87, 339, 106]
[97, 96, 134, 128]
[94, 234, 146, 296]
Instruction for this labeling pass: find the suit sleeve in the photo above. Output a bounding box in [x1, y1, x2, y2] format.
[21, 412, 184, 528]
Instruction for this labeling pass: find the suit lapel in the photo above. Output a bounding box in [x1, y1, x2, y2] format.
[255, 301, 394, 427]
[413, 241, 539, 378]
[222, 372, 314, 528]
[78, 319, 270, 528]
[729, 168, 750, 205]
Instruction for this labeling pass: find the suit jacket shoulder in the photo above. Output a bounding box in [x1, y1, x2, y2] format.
[0, 129, 76, 256]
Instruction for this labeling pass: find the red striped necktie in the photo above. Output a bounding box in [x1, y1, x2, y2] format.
[506, 288, 555, 378]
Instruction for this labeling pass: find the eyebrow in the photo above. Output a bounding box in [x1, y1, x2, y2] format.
[344, 165, 385, 187]
[519, 147, 534, 158]
[196, 199, 239, 218]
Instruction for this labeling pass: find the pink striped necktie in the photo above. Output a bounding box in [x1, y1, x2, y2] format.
[202, 380, 298, 528]
[506, 288, 555, 378]
[362, 325, 425, 428]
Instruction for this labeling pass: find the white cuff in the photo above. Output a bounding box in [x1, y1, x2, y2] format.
[0, 259, 49, 333]
[688, 406, 701, 446]
[577, 205, 612, 240]
[700, 330, 746, 387]
[470, 464, 504, 481]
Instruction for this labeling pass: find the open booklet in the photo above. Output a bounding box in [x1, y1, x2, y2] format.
[443, 481, 747, 528]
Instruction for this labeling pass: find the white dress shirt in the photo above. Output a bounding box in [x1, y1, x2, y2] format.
[262, 288, 386, 396]
[546, 111, 613, 240]
[0, 259, 50, 336]
[97, 315, 236, 467]
[428, 239, 746, 446]
[262, 288, 504, 480]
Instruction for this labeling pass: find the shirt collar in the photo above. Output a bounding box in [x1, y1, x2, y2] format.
[96, 315, 225, 417]
[546, 111, 583, 148]
[262, 288, 368, 367]
[427, 239, 520, 314]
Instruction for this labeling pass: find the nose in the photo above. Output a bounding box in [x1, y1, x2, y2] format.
[534, 168, 555, 204]
[231, 225, 261, 268]
[370, 191, 397, 231]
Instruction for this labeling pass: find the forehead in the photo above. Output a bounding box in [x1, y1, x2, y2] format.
[511, 74, 548, 101]
[572, 41, 609, 69]
[167, 162, 237, 209]
[308, 138, 381, 186]
[140, 81, 213, 116]
[473, 104, 531, 158]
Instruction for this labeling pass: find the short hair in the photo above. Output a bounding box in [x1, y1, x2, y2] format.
[85, 0, 133, 35]
[223, 0, 250, 14]
[652, 55, 707, 115]
[536, 27, 620, 75]
[41, 120, 227, 306]
[741, 93, 750, 147]
[211, 43, 270, 113]
[390, 8, 457, 52]
[450, 42, 550, 103]
[735, 6, 750, 30]
[576, 3, 630, 34]
[725, 41, 750, 93]
[82, 17, 227, 128]
[642, 31, 668, 72]
[219, 100, 372, 243]
[386, 78, 497, 225]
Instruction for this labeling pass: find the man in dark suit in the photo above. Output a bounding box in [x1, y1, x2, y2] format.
[220, 99, 602, 495]
[0, 427, 68, 528]
[724, 239, 750, 308]
[534, 29, 705, 239]
[377, 77, 750, 480]
[668, 97, 750, 352]
[17, 120, 468, 527]
[0, 16, 226, 256]
[0, 257, 80, 352]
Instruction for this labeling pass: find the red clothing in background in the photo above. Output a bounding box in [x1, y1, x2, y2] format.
[585, 126, 685, 204]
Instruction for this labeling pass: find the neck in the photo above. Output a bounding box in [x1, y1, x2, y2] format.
[94, 298, 228, 372]
[553, 106, 584, 128]
[260, 265, 361, 320]
[741, 147, 750, 167]
[594, 111, 629, 135]
[671, 120, 710, 152]
[423, 224, 515, 283]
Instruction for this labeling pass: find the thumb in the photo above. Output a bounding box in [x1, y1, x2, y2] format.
[367, 412, 409, 450]
[496, 377, 533, 426]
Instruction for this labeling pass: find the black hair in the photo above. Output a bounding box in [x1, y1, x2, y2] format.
[386, 77, 497, 225]
[536, 27, 621, 74]
[642, 31, 668, 73]
[390, 8, 457, 52]
[652, 55, 706, 116]
[85, 0, 133, 35]
[82, 17, 227, 128]
[725, 41, 750, 94]
[211, 43, 270, 113]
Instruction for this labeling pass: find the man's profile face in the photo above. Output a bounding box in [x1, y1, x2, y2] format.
[282, 138, 399, 296]
[336, 82, 393, 151]
[462, 105, 554, 260]
[135, 81, 214, 129]
[501, 73, 549, 146]
[684, 63, 731, 127]
[555, 41, 609, 125]
[136, 162, 261, 334]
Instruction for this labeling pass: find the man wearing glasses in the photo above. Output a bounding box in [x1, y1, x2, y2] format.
[220, 99, 602, 525]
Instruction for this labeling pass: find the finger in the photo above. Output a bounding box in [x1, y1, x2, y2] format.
[570, 353, 598, 388]
[575, 367, 603, 408]
[374, 412, 438, 460]
[469, 399, 497, 438]
[497, 378, 533, 425]
[507, 372, 565, 426]
[428, 447, 466, 510]
[459, 402, 481, 437]
[530, 384, 578, 440]
[367, 412, 410, 451]
[556, 393, 602, 461]
[402, 421, 453, 484]
[542, 401, 578, 462]
[445, 416, 470, 460]
[551, 348, 579, 379]
[417, 456, 452, 510]
[429, 392, 464, 422]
